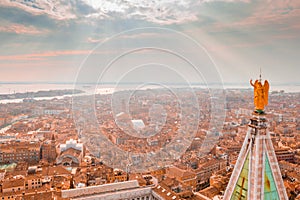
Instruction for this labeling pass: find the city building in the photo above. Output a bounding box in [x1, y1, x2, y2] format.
[166, 166, 197, 190]
[41, 134, 57, 163]
[44, 108, 65, 115]
[25, 166, 43, 190]
[61, 180, 165, 200]
[56, 139, 84, 166]
[0, 141, 40, 164]
[275, 147, 295, 162]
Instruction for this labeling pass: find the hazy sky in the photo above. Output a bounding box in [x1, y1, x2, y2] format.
[0, 0, 299, 85]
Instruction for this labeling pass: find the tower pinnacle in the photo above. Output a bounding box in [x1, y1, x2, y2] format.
[259, 67, 262, 82]
[223, 79, 288, 200]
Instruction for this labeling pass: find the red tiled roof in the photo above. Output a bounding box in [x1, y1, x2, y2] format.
[2, 178, 25, 189]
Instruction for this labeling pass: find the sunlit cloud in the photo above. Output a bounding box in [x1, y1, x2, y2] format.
[213, 0, 300, 30]
[0, 23, 47, 35]
[0, 0, 299, 83]
[0, 0, 250, 24]
[0, 0, 76, 20]
[0, 50, 91, 61]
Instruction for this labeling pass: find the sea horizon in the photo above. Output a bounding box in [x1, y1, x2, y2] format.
[0, 82, 300, 95]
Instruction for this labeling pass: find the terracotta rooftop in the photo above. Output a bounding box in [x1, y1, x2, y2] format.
[42, 166, 71, 176]
[2, 177, 25, 189]
[167, 166, 196, 179]
[152, 184, 178, 200]
[60, 147, 82, 157]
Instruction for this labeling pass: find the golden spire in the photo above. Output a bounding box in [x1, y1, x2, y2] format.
[259, 67, 262, 82]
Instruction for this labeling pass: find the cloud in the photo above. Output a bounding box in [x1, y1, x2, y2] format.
[87, 37, 105, 43]
[87, 32, 161, 43]
[0, 49, 119, 62]
[82, 0, 243, 24]
[0, 0, 250, 24]
[214, 0, 300, 29]
[0, 50, 91, 61]
[0, 0, 76, 20]
[0, 23, 47, 35]
[71, 0, 202, 24]
[0, 0, 299, 84]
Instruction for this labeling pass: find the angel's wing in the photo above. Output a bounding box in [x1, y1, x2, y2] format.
[264, 80, 269, 105]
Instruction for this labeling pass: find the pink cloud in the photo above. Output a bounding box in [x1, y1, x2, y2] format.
[87, 32, 162, 43]
[0, 50, 91, 61]
[212, 0, 300, 30]
[0, 0, 76, 20]
[87, 37, 102, 43]
[0, 23, 47, 35]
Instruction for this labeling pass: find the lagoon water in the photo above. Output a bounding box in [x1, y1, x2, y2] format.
[0, 83, 299, 104]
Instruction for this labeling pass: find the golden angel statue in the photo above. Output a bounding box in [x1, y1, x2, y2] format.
[250, 79, 269, 113]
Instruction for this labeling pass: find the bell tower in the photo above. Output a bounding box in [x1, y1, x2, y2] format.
[223, 77, 288, 199]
